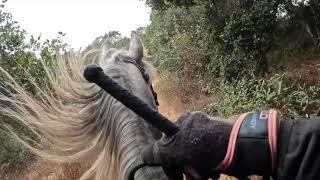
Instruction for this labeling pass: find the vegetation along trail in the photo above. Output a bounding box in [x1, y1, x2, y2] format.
[1, 0, 320, 179]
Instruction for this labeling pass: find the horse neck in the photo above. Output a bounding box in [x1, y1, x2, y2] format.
[101, 70, 166, 179]
[114, 108, 166, 180]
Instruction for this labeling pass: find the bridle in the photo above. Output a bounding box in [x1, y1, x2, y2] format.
[123, 58, 159, 106]
[128, 163, 149, 180]
[123, 58, 163, 180]
[84, 64, 179, 180]
[128, 163, 163, 180]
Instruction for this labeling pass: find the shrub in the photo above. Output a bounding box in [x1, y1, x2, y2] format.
[144, 5, 212, 81]
[0, 2, 67, 171]
[207, 74, 320, 118]
[0, 116, 34, 175]
[145, 0, 320, 81]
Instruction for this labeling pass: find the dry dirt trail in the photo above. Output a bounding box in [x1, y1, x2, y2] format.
[5, 77, 216, 180]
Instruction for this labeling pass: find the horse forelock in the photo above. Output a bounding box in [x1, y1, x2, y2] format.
[0, 47, 165, 180]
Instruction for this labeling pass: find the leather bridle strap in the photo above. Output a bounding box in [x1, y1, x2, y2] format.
[123, 59, 159, 106]
[128, 163, 167, 180]
[128, 163, 149, 180]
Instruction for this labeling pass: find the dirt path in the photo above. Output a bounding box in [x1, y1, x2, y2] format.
[155, 77, 216, 121]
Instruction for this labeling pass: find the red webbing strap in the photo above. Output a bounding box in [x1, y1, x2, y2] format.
[268, 110, 278, 171]
[217, 110, 279, 172]
[216, 112, 249, 171]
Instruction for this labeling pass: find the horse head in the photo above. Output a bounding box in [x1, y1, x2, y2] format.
[0, 32, 168, 180]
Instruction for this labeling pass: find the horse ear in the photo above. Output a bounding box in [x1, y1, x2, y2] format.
[101, 39, 114, 59]
[101, 38, 111, 57]
[129, 31, 144, 61]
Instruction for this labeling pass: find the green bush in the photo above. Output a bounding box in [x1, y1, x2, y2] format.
[207, 74, 320, 118]
[144, 5, 212, 80]
[145, 0, 320, 81]
[205, 0, 280, 80]
[144, 0, 320, 119]
[0, 116, 34, 175]
[0, 2, 66, 170]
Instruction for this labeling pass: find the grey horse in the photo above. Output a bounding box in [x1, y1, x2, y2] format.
[0, 32, 168, 180]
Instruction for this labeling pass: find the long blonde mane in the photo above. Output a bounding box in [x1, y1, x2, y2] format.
[0, 43, 164, 180]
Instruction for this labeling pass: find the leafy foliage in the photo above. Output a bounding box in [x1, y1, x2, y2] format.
[0, 10, 67, 90]
[145, 0, 196, 10]
[206, 74, 320, 118]
[0, 2, 67, 170]
[144, 0, 320, 81]
[206, 1, 281, 80]
[143, 0, 320, 118]
[144, 5, 212, 80]
[0, 0, 319, 174]
[82, 30, 130, 63]
[84, 30, 130, 52]
[0, 116, 34, 174]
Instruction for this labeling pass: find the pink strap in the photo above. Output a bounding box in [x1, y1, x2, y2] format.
[217, 110, 278, 172]
[268, 109, 278, 171]
[216, 112, 250, 170]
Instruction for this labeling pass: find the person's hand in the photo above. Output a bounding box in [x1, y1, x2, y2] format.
[142, 111, 233, 180]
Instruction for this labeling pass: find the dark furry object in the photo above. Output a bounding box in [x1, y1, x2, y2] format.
[152, 112, 232, 178]
[144, 111, 320, 180]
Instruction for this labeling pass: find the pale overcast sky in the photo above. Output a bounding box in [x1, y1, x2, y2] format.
[5, 0, 151, 48]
